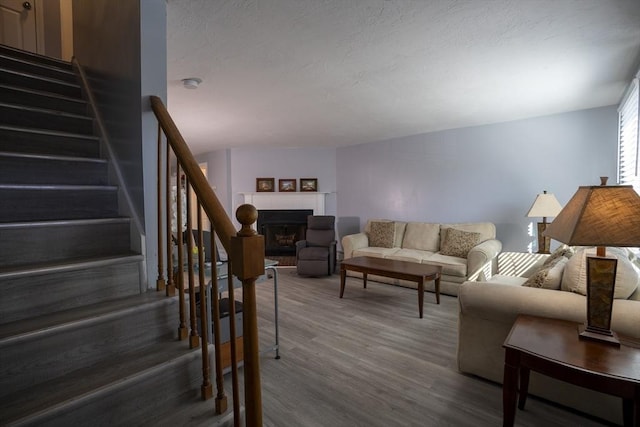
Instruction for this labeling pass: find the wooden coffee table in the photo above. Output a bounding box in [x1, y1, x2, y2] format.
[339, 256, 441, 318]
[503, 314, 640, 427]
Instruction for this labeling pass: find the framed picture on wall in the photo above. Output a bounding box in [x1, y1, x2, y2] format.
[279, 179, 297, 192]
[300, 178, 318, 192]
[256, 177, 275, 192]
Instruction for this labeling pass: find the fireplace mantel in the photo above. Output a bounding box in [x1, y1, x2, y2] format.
[240, 192, 328, 215]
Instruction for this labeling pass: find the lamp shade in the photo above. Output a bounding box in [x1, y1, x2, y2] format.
[526, 191, 563, 218]
[544, 179, 640, 247]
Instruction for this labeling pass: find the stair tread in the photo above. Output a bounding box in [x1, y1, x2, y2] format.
[0, 150, 106, 164]
[0, 291, 170, 341]
[0, 52, 76, 74]
[0, 124, 100, 141]
[0, 44, 73, 70]
[1, 339, 200, 424]
[0, 101, 92, 120]
[0, 83, 85, 103]
[0, 217, 130, 228]
[0, 252, 141, 277]
[0, 66, 80, 89]
[0, 183, 117, 190]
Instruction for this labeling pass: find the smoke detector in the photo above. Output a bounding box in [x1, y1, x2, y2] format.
[181, 78, 202, 89]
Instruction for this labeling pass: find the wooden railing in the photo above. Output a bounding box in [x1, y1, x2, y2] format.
[151, 95, 265, 426]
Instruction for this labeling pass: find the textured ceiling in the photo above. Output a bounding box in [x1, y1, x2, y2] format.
[166, 0, 640, 155]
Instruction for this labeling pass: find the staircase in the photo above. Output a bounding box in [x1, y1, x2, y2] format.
[0, 45, 230, 426]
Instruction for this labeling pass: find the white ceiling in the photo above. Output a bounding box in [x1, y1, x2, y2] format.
[166, 0, 640, 155]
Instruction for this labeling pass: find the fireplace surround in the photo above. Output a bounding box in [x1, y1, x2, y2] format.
[240, 192, 327, 217]
[240, 192, 329, 255]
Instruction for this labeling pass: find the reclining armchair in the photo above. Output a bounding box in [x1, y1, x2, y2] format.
[296, 215, 336, 276]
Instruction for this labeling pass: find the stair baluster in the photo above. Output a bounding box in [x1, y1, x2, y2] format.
[209, 223, 229, 413]
[176, 164, 188, 340]
[156, 124, 166, 291]
[197, 206, 214, 400]
[186, 182, 200, 349]
[165, 143, 176, 296]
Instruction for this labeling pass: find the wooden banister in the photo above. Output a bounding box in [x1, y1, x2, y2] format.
[151, 95, 264, 426]
[150, 96, 235, 251]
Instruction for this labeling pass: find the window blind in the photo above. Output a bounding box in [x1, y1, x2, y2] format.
[618, 77, 639, 194]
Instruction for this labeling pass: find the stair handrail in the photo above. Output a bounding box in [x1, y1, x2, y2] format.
[150, 96, 236, 250]
[150, 95, 264, 426]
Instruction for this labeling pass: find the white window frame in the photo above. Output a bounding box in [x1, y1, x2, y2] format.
[618, 75, 639, 194]
[618, 74, 640, 256]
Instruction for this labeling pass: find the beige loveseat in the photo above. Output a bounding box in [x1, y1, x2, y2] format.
[341, 220, 502, 296]
[457, 247, 640, 425]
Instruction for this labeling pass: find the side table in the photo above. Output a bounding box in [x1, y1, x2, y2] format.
[502, 314, 640, 427]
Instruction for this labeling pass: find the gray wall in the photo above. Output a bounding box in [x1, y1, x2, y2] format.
[229, 147, 338, 226]
[140, 0, 167, 287]
[73, 0, 144, 223]
[197, 107, 618, 251]
[196, 149, 232, 216]
[336, 106, 619, 252]
[72, 0, 167, 287]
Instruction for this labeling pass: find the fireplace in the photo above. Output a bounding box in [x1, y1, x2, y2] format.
[257, 209, 313, 256]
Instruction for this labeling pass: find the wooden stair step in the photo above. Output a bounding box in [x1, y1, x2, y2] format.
[0, 293, 180, 397]
[0, 218, 132, 268]
[0, 102, 94, 135]
[0, 125, 101, 158]
[0, 254, 144, 324]
[0, 340, 193, 425]
[0, 67, 82, 98]
[0, 84, 89, 115]
[0, 43, 74, 71]
[0, 52, 77, 83]
[0, 185, 119, 222]
[1, 340, 235, 426]
[0, 151, 108, 185]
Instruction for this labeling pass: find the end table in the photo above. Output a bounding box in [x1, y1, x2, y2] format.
[502, 314, 640, 426]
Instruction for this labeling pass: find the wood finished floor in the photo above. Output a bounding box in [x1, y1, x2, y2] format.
[251, 267, 614, 427]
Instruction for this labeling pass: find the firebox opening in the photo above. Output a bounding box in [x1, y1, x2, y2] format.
[257, 209, 313, 256]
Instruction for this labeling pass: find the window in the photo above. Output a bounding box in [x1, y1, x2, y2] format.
[618, 76, 639, 194]
[618, 76, 640, 256]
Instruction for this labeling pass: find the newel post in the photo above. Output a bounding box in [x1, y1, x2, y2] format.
[231, 204, 264, 427]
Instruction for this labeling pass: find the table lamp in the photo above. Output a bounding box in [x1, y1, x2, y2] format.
[526, 190, 563, 254]
[543, 177, 640, 346]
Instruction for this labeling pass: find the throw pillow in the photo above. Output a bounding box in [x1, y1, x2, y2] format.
[523, 256, 568, 290]
[439, 228, 481, 258]
[561, 247, 640, 299]
[368, 221, 395, 248]
[401, 222, 440, 252]
[543, 245, 574, 267]
[393, 221, 407, 247]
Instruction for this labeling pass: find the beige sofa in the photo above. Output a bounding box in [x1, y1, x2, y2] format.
[341, 220, 502, 296]
[457, 248, 640, 425]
